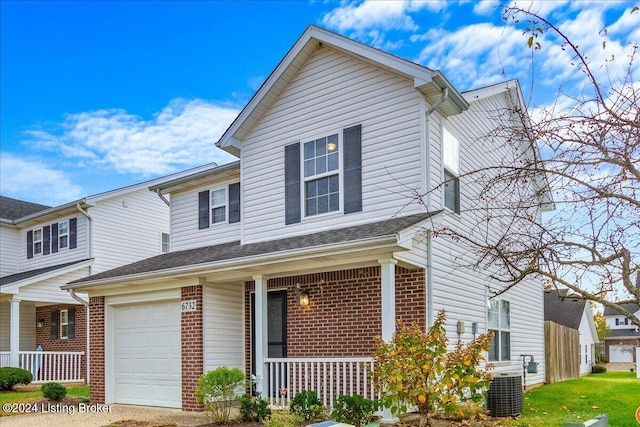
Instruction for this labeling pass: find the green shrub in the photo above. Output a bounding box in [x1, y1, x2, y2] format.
[330, 394, 378, 427]
[592, 364, 607, 373]
[265, 409, 305, 427]
[195, 366, 246, 423]
[0, 367, 33, 391]
[237, 393, 271, 422]
[41, 382, 67, 401]
[290, 390, 324, 421]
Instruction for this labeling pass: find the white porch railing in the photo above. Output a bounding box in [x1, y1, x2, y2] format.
[264, 357, 377, 409]
[0, 351, 84, 383]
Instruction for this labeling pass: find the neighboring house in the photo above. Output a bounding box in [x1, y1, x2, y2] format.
[603, 303, 640, 363]
[63, 26, 548, 412]
[0, 165, 214, 383]
[544, 289, 599, 379]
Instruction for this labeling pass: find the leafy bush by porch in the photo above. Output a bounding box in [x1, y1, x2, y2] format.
[0, 367, 32, 391]
[195, 366, 247, 423]
[290, 390, 324, 421]
[373, 310, 493, 427]
[331, 394, 378, 427]
[237, 393, 271, 422]
[41, 382, 66, 401]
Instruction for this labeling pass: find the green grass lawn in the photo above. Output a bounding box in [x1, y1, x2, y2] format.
[509, 372, 639, 427]
[0, 384, 89, 404]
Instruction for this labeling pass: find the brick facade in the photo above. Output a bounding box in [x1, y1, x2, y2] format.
[244, 266, 425, 375]
[181, 285, 204, 411]
[35, 303, 87, 381]
[88, 296, 105, 404]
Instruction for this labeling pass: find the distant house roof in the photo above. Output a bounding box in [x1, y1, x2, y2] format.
[64, 212, 437, 289]
[544, 289, 587, 330]
[605, 328, 640, 338]
[0, 196, 50, 221]
[0, 259, 92, 286]
[604, 303, 640, 317]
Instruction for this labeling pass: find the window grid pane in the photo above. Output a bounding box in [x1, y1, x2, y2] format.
[304, 133, 340, 217]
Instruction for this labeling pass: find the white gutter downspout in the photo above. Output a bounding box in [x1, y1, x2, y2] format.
[425, 88, 449, 326]
[74, 202, 92, 385]
[154, 189, 170, 207]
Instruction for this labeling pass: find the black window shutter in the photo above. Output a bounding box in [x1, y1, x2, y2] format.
[198, 190, 210, 229]
[228, 183, 241, 224]
[343, 124, 363, 214]
[69, 218, 77, 249]
[43, 225, 51, 255]
[51, 223, 59, 253]
[27, 230, 34, 259]
[284, 143, 301, 224]
[50, 310, 59, 339]
[68, 308, 76, 339]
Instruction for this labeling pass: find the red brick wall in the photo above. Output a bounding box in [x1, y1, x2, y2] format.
[244, 266, 425, 373]
[181, 285, 204, 411]
[88, 297, 105, 403]
[35, 304, 87, 380]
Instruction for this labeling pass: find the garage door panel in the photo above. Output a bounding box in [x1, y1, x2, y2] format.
[609, 344, 634, 362]
[114, 300, 181, 408]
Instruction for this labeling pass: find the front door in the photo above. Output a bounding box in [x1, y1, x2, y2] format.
[251, 290, 287, 377]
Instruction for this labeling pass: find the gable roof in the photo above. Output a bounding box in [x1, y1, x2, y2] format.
[216, 25, 469, 157]
[0, 196, 50, 221]
[544, 289, 587, 330]
[604, 302, 640, 317]
[64, 212, 437, 289]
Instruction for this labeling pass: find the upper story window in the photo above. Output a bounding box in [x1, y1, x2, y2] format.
[284, 125, 362, 225]
[443, 127, 460, 214]
[211, 188, 227, 224]
[58, 221, 69, 249]
[488, 299, 511, 361]
[33, 229, 43, 255]
[27, 218, 77, 259]
[304, 134, 340, 216]
[198, 183, 241, 230]
[161, 233, 170, 253]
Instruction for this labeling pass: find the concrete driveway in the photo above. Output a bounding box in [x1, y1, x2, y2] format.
[0, 403, 206, 427]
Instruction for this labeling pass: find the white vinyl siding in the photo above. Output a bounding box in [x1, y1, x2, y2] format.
[0, 225, 20, 277]
[241, 45, 424, 244]
[90, 189, 169, 274]
[169, 176, 242, 252]
[203, 283, 244, 371]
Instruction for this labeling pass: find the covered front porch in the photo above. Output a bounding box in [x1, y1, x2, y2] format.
[0, 260, 91, 383]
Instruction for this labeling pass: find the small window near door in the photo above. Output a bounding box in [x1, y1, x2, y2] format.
[60, 309, 69, 339]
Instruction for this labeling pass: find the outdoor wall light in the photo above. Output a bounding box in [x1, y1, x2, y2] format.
[37, 319, 45, 328]
[299, 291, 310, 307]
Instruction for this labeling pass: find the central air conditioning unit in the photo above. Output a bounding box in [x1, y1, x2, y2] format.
[487, 372, 523, 417]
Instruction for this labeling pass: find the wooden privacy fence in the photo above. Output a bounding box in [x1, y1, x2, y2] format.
[545, 321, 580, 384]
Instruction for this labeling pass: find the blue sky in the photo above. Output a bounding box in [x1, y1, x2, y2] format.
[1, 1, 637, 206]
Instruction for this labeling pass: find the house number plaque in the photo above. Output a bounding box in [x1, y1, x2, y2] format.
[181, 300, 197, 312]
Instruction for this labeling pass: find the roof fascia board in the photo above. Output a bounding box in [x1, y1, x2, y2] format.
[149, 161, 240, 194]
[2, 259, 94, 293]
[64, 235, 402, 290]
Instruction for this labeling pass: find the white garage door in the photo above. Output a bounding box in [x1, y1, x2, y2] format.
[114, 300, 181, 408]
[609, 344, 634, 363]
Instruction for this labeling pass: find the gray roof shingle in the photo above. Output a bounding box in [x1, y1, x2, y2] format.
[603, 303, 640, 316]
[605, 328, 640, 338]
[544, 289, 587, 330]
[0, 259, 91, 287]
[0, 196, 50, 221]
[68, 212, 437, 286]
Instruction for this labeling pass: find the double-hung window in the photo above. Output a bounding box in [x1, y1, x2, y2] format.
[60, 309, 69, 339]
[161, 233, 170, 253]
[443, 127, 460, 213]
[303, 134, 340, 216]
[33, 229, 43, 255]
[211, 188, 227, 224]
[58, 221, 69, 249]
[488, 299, 511, 361]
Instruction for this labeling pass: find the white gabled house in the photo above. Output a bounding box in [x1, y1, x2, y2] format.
[603, 303, 640, 363]
[62, 26, 548, 412]
[0, 165, 215, 383]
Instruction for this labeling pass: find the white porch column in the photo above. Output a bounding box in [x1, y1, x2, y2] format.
[378, 259, 399, 424]
[9, 298, 20, 367]
[253, 275, 268, 397]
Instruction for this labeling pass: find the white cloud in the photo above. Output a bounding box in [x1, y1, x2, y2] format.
[25, 99, 239, 177]
[0, 153, 83, 206]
